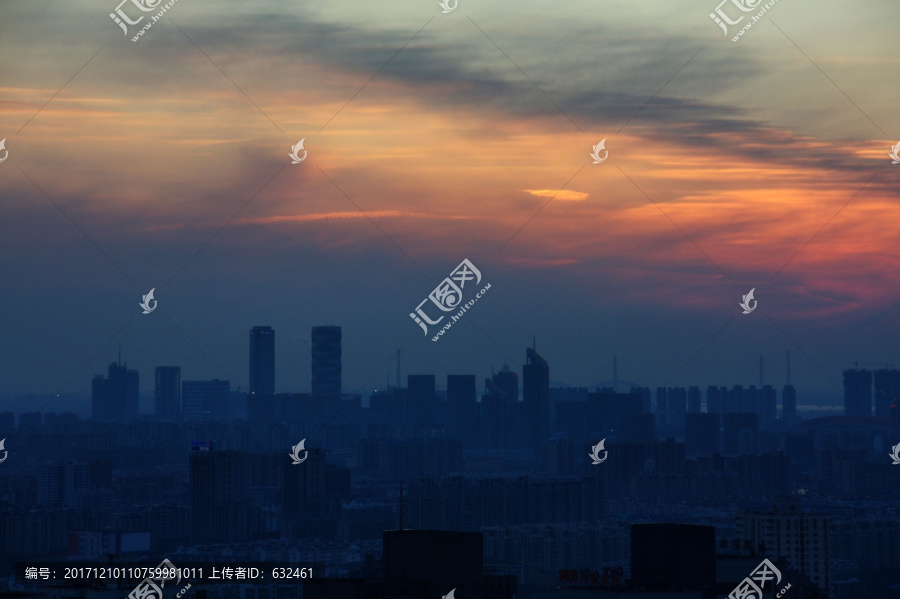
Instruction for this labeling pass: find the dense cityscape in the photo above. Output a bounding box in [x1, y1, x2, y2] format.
[1, 325, 898, 599]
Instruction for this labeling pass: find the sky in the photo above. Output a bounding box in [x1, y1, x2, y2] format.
[0, 0, 898, 409]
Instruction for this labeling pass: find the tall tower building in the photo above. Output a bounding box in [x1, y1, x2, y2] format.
[249, 326, 275, 395]
[687, 386, 701, 414]
[182, 379, 230, 421]
[447, 375, 477, 443]
[311, 326, 342, 397]
[782, 385, 797, 422]
[523, 346, 550, 449]
[154, 366, 181, 420]
[737, 500, 831, 594]
[91, 357, 139, 421]
[843, 368, 872, 418]
[873, 368, 900, 420]
[493, 364, 519, 403]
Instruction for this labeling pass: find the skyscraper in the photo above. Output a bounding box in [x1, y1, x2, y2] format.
[873, 368, 900, 420]
[782, 384, 797, 422]
[91, 358, 139, 421]
[523, 347, 549, 448]
[182, 379, 230, 421]
[843, 368, 872, 418]
[249, 326, 275, 395]
[154, 366, 181, 420]
[447, 375, 477, 443]
[685, 413, 720, 455]
[687, 386, 701, 414]
[311, 326, 342, 397]
[407, 374, 436, 425]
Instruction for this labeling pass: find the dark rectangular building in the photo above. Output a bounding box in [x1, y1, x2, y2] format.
[154, 366, 181, 421]
[312, 326, 342, 397]
[249, 325, 275, 395]
[631, 523, 716, 597]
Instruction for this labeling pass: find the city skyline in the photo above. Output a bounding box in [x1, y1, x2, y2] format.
[1, 1, 899, 401]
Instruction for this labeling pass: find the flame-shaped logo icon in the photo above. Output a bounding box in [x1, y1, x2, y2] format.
[589, 139, 608, 164]
[439, 0, 457, 13]
[740, 288, 757, 314]
[139, 288, 157, 314]
[0, 138, 8, 164]
[290, 439, 308, 464]
[589, 438, 608, 465]
[289, 139, 307, 164]
[890, 442, 900, 465]
[443, 589, 456, 599]
[889, 142, 900, 165]
[0, 438, 7, 464]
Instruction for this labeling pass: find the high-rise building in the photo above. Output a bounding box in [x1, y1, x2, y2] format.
[782, 384, 796, 422]
[91, 358, 139, 421]
[447, 375, 477, 443]
[685, 413, 720, 455]
[706, 385, 725, 414]
[843, 369, 872, 418]
[407, 374, 436, 425]
[182, 379, 230, 421]
[655, 387, 668, 414]
[493, 364, 518, 403]
[760, 384, 777, 429]
[723, 412, 759, 455]
[873, 368, 900, 420]
[248, 326, 275, 395]
[687, 386, 701, 413]
[37, 461, 90, 506]
[668, 387, 687, 415]
[311, 326, 342, 397]
[631, 523, 716, 597]
[154, 366, 181, 421]
[523, 347, 549, 449]
[737, 499, 831, 594]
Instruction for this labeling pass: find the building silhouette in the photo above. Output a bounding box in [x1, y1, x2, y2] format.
[685, 413, 720, 455]
[182, 379, 230, 421]
[843, 368, 872, 417]
[154, 366, 181, 421]
[737, 499, 831, 594]
[249, 325, 275, 395]
[312, 326, 342, 396]
[523, 347, 550, 452]
[873, 368, 900, 420]
[783, 384, 797, 422]
[631, 523, 716, 598]
[447, 374, 477, 444]
[91, 358, 139, 421]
